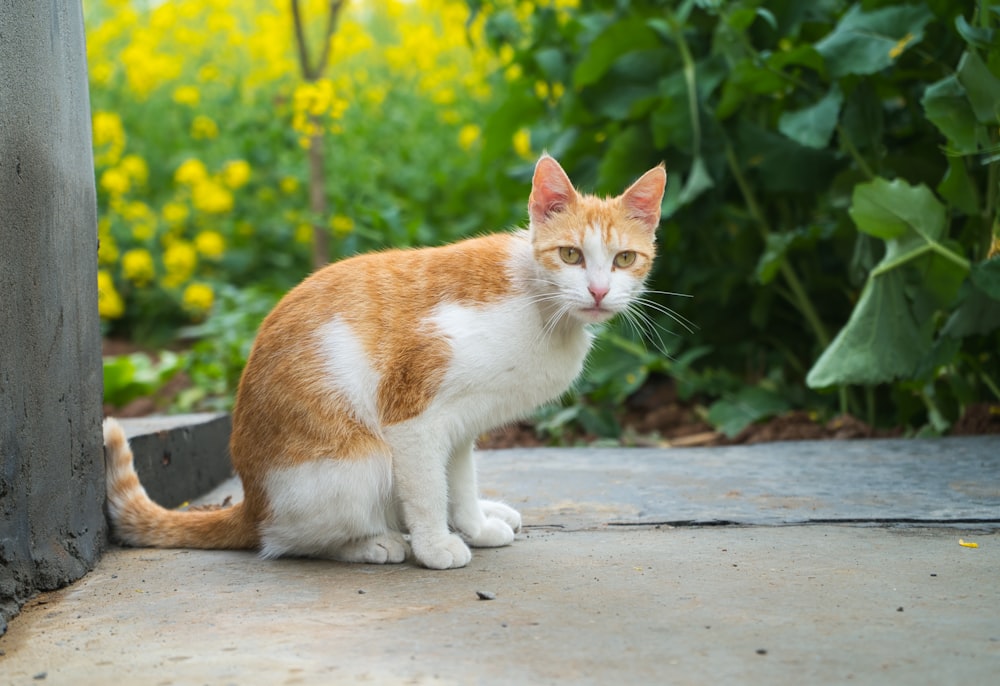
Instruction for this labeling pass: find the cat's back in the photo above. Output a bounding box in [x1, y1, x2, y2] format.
[267, 230, 527, 334]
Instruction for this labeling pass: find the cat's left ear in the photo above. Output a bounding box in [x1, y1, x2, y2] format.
[621, 164, 667, 235]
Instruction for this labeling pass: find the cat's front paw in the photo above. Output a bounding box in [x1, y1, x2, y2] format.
[412, 533, 472, 570]
[480, 500, 522, 533]
[465, 517, 515, 548]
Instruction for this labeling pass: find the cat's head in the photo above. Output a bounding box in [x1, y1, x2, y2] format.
[528, 154, 666, 324]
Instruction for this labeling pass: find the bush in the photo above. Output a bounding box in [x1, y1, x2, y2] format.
[473, 0, 1000, 434]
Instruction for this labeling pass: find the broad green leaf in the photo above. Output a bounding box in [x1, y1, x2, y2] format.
[573, 17, 661, 88]
[956, 50, 1000, 124]
[815, 3, 933, 78]
[848, 178, 945, 241]
[778, 85, 843, 149]
[807, 270, 927, 386]
[707, 386, 791, 438]
[921, 74, 979, 153]
[677, 156, 715, 206]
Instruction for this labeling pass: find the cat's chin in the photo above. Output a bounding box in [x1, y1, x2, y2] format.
[573, 306, 618, 324]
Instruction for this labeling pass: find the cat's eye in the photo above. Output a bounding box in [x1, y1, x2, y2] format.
[614, 251, 637, 268]
[559, 247, 584, 265]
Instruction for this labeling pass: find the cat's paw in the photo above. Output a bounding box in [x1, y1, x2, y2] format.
[412, 533, 472, 570]
[480, 500, 522, 533]
[465, 516, 515, 548]
[336, 532, 409, 564]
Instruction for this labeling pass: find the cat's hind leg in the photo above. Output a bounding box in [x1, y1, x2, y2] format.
[259, 456, 402, 562]
[447, 442, 518, 549]
[333, 531, 408, 564]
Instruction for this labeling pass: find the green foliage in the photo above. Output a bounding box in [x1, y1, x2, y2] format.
[103, 352, 185, 408]
[475, 0, 1000, 435]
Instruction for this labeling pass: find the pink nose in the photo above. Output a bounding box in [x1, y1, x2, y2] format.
[588, 284, 609, 306]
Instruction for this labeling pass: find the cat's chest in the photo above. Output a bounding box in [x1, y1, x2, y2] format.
[430, 298, 591, 404]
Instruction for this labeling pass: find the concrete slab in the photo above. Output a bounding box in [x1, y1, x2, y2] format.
[2, 436, 999, 684]
[1, 527, 997, 685]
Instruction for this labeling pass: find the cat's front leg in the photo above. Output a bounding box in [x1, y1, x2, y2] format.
[390, 428, 473, 570]
[448, 442, 518, 548]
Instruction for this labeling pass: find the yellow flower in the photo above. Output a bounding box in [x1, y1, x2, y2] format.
[192, 180, 234, 215]
[329, 214, 355, 236]
[174, 159, 208, 186]
[162, 241, 197, 287]
[295, 222, 313, 244]
[182, 282, 214, 317]
[194, 230, 226, 259]
[97, 233, 119, 266]
[190, 115, 219, 140]
[279, 176, 300, 194]
[458, 124, 480, 151]
[119, 155, 149, 186]
[97, 270, 125, 320]
[121, 248, 155, 286]
[100, 168, 130, 196]
[92, 111, 125, 165]
[222, 159, 251, 189]
[889, 33, 915, 60]
[162, 201, 190, 226]
[172, 85, 200, 107]
[513, 128, 533, 159]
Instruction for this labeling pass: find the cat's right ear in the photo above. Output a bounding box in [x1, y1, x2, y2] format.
[528, 154, 577, 227]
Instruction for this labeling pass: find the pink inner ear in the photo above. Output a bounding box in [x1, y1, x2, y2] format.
[529, 155, 576, 226]
[622, 166, 667, 232]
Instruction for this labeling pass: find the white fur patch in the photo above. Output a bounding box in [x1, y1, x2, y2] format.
[260, 456, 395, 559]
[315, 317, 381, 427]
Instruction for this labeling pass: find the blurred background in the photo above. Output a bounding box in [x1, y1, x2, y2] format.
[91, 0, 1000, 444]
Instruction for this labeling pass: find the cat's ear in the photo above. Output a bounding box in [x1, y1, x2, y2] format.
[621, 164, 667, 234]
[528, 154, 578, 226]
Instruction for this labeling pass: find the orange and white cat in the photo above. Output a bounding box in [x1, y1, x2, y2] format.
[103, 154, 666, 569]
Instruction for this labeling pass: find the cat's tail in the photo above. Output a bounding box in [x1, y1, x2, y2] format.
[103, 417, 258, 550]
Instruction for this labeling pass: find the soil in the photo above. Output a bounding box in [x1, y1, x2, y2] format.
[103, 340, 1000, 448]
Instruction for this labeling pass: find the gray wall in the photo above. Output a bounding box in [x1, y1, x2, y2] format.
[0, 1, 105, 633]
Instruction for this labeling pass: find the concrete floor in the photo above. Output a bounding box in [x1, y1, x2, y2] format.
[2, 437, 998, 685]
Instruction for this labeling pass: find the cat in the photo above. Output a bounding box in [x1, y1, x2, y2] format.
[103, 154, 666, 569]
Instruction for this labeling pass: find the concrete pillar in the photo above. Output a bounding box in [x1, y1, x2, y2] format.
[0, 1, 105, 633]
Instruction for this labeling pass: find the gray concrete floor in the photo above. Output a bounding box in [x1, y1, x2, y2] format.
[2, 437, 998, 685]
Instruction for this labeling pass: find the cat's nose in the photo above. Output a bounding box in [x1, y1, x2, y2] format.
[588, 284, 609, 306]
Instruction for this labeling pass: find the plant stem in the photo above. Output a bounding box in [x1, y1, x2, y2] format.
[724, 142, 847, 412]
[291, 0, 347, 269]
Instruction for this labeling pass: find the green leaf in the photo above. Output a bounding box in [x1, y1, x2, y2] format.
[807, 269, 927, 387]
[815, 3, 933, 78]
[921, 74, 980, 153]
[956, 50, 1000, 124]
[707, 386, 791, 438]
[573, 16, 661, 88]
[716, 59, 787, 120]
[808, 178, 971, 387]
[955, 14, 999, 51]
[534, 48, 568, 83]
[848, 178, 945, 241]
[677, 156, 715, 206]
[778, 85, 843, 149]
